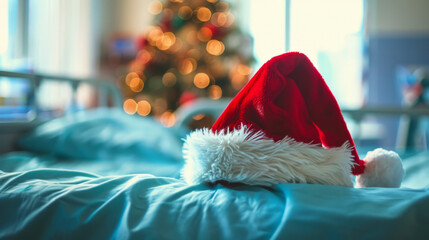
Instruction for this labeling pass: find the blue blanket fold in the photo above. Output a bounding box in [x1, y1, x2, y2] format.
[1, 169, 428, 240]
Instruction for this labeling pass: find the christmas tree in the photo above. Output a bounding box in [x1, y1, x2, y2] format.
[122, 0, 255, 127]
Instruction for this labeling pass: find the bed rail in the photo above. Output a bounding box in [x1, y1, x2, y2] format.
[0, 70, 122, 129]
[0, 70, 122, 110]
[0, 70, 124, 153]
[342, 107, 429, 118]
[174, 98, 429, 150]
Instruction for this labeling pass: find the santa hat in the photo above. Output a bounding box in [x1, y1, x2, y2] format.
[181, 52, 404, 188]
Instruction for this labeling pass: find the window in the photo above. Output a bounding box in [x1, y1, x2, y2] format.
[248, 0, 286, 69]
[0, 1, 8, 57]
[247, 0, 364, 108]
[0, 0, 96, 120]
[0, 0, 32, 121]
[289, 0, 364, 108]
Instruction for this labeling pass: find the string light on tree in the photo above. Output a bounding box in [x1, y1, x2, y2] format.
[122, 0, 255, 126]
[193, 72, 210, 88]
[208, 85, 222, 99]
[137, 100, 152, 116]
[123, 99, 137, 115]
[160, 111, 176, 127]
[148, 1, 163, 15]
[206, 39, 225, 55]
[162, 72, 177, 87]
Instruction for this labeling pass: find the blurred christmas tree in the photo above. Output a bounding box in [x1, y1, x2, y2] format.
[122, 0, 255, 126]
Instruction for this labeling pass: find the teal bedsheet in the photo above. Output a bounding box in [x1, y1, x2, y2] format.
[0, 151, 183, 178]
[0, 108, 186, 178]
[401, 151, 429, 189]
[17, 108, 185, 163]
[1, 169, 428, 240]
[1, 108, 429, 239]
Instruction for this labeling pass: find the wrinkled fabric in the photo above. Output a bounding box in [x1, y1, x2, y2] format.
[1, 169, 428, 240]
[401, 151, 429, 189]
[0, 151, 183, 178]
[18, 108, 185, 162]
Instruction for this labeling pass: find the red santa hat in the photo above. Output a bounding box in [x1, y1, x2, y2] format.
[181, 52, 404, 188]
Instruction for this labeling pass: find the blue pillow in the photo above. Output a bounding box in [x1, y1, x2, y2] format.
[19, 109, 184, 163]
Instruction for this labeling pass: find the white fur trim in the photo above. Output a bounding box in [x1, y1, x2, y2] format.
[355, 148, 404, 188]
[181, 127, 355, 187]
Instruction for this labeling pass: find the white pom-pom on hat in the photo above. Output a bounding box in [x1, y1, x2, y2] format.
[356, 148, 405, 188]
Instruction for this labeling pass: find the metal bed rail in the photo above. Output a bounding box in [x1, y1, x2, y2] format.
[342, 107, 429, 118]
[0, 70, 123, 131]
[174, 98, 429, 150]
[175, 98, 429, 125]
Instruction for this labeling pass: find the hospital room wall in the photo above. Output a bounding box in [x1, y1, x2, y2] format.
[365, 0, 429, 148]
[96, 0, 152, 40]
[365, 0, 429, 106]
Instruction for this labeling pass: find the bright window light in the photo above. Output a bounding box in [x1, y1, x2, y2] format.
[249, 0, 286, 69]
[0, 79, 11, 96]
[290, 0, 363, 61]
[247, 0, 363, 108]
[0, 0, 8, 55]
[290, 0, 364, 107]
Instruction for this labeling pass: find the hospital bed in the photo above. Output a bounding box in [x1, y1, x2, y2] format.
[0, 71, 428, 239]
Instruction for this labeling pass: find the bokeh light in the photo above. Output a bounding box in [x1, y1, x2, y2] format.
[193, 114, 206, 120]
[156, 32, 176, 50]
[129, 77, 141, 88]
[160, 111, 176, 127]
[224, 12, 235, 27]
[208, 85, 222, 99]
[211, 12, 227, 27]
[162, 8, 174, 21]
[193, 73, 210, 88]
[147, 26, 164, 45]
[216, 2, 229, 12]
[178, 6, 192, 20]
[129, 77, 144, 92]
[148, 1, 163, 15]
[197, 7, 212, 22]
[137, 49, 152, 65]
[179, 58, 197, 75]
[123, 99, 137, 114]
[197, 27, 212, 42]
[206, 0, 218, 3]
[206, 39, 225, 55]
[137, 100, 151, 116]
[125, 72, 139, 86]
[162, 72, 177, 87]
